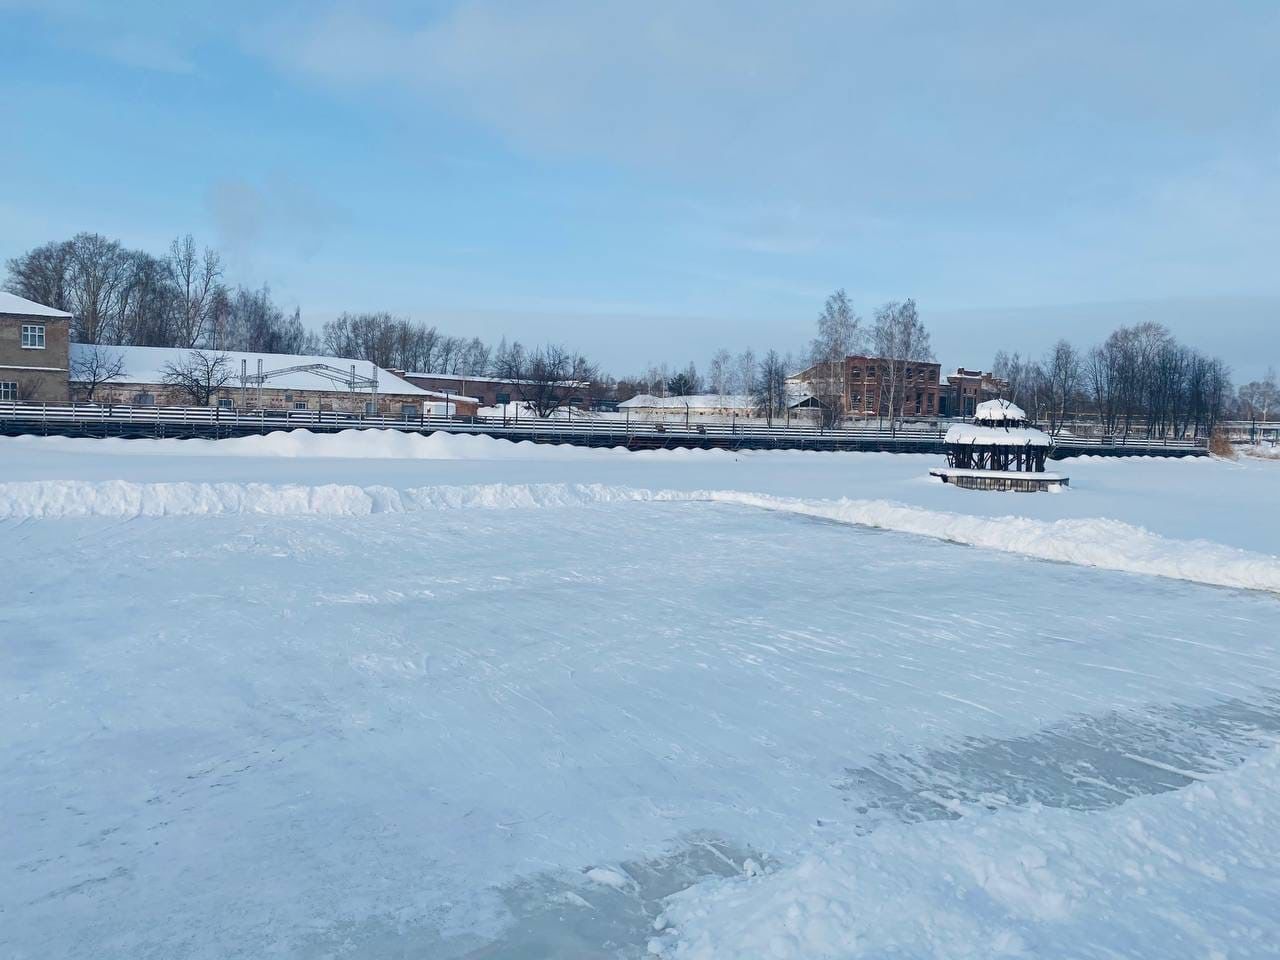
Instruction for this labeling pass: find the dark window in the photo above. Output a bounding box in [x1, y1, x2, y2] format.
[496, 392, 511, 405]
[0, 381, 17, 401]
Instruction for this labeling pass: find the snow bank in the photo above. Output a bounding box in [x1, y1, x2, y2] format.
[0, 430, 752, 462]
[0, 429, 630, 461]
[3, 479, 1279, 594]
[656, 747, 1280, 959]
[708, 490, 1280, 595]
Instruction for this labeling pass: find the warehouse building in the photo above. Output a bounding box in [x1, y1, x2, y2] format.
[67, 344, 480, 417]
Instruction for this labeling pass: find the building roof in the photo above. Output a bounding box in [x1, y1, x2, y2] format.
[406, 372, 589, 388]
[974, 398, 1025, 422]
[0, 291, 73, 318]
[944, 423, 1052, 447]
[68, 344, 432, 396]
[619, 393, 755, 410]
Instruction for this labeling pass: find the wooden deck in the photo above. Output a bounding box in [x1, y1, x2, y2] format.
[929, 468, 1070, 492]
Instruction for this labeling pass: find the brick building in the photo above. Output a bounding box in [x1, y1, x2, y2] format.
[0, 292, 72, 402]
[941, 368, 1008, 418]
[841, 356, 942, 419]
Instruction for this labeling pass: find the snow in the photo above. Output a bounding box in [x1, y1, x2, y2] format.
[4, 431, 1280, 958]
[975, 398, 1026, 422]
[661, 747, 1280, 959]
[67, 343, 431, 395]
[945, 423, 1053, 446]
[0, 289, 73, 317]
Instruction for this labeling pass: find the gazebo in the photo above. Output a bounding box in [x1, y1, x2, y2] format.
[931, 399, 1068, 491]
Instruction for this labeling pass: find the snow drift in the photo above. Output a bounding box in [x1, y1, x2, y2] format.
[0, 429, 731, 461]
[655, 746, 1280, 959]
[3, 479, 1278, 595]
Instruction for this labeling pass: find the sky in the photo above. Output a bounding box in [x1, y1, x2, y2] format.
[2, 0, 1278, 379]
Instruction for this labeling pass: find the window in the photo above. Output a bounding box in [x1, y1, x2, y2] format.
[496, 392, 511, 405]
[20, 324, 45, 349]
[0, 381, 17, 401]
[401, 404, 418, 419]
[218, 398, 233, 410]
[365, 401, 377, 415]
[134, 392, 155, 407]
[292, 400, 308, 410]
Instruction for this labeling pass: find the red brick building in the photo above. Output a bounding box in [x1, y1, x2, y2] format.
[941, 368, 1008, 418]
[843, 355, 942, 419]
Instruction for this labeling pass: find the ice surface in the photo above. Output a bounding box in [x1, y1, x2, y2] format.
[3, 433, 1279, 958]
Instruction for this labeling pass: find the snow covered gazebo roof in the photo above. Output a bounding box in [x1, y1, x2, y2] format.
[974, 398, 1026, 424]
[943, 423, 1052, 447]
[945, 397, 1051, 448]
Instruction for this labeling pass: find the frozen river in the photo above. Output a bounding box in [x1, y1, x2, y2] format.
[5, 459, 1280, 958]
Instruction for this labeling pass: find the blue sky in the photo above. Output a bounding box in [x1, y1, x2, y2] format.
[2, 1, 1277, 377]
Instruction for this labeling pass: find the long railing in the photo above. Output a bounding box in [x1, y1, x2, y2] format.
[0, 401, 1208, 455]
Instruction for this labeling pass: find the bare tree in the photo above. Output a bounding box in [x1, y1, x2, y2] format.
[166, 236, 223, 348]
[733, 349, 757, 397]
[808, 289, 860, 427]
[161, 350, 233, 406]
[871, 299, 933, 432]
[753, 350, 788, 426]
[707, 349, 732, 400]
[5, 240, 74, 311]
[70, 346, 127, 401]
[503, 343, 586, 417]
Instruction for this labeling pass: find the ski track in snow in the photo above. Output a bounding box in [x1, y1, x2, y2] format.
[2, 478, 1278, 595]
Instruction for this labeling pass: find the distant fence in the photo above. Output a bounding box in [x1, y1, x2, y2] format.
[0, 401, 1209, 457]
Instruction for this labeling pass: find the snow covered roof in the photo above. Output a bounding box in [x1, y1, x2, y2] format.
[944, 423, 1052, 447]
[68, 344, 432, 396]
[974, 398, 1025, 422]
[407, 372, 590, 388]
[619, 393, 755, 410]
[0, 291, 73, 318]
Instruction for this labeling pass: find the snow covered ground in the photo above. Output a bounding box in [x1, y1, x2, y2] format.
[3, 431, 1278, 958]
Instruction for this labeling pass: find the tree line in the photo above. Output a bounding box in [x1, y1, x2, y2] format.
[4, 233, 595, 392]
[993, 323, 1236, 439]
[6, 233, 316, 354]
[6, 235, 1263, 430]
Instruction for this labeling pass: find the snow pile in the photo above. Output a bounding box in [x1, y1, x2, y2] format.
[3, 479, 1279, 594]
[0, 429, 632, 461]
[1238, 442, 1280, 461]
[657, 747, 1280, 959]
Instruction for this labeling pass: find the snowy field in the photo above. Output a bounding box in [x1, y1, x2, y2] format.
[3, 432, 1279, 958]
